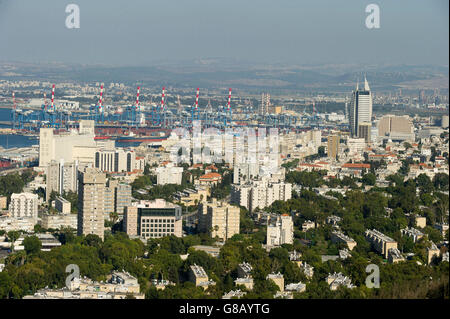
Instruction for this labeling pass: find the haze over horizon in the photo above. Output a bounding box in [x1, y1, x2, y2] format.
[0, 0, 448, 67]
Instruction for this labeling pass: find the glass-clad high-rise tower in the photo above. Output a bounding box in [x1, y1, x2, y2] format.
[348, 77, 373, 138]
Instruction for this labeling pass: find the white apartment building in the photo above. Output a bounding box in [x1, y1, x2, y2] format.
[266, 214, 294, 247]
[156, 164, 184, 185]
[231, 178, 292, 212]
[198, 200, 240, 241]
[9, 192, 39, 219]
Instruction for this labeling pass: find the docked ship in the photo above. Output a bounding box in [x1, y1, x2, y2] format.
[95, 129, 171, 143]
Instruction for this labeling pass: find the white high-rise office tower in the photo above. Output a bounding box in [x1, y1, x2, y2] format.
[348, 77, 373, 138]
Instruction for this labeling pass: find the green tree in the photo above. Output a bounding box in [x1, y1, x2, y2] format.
[23, 236, 42, 255]
[362, 173, 376, 186]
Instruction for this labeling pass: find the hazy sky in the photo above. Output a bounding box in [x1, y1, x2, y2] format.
[0, 0, 448, 66]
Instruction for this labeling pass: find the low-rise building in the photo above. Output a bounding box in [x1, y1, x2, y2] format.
[331, 231, 357, 250]
[39, 212, 77, 230]
[365, 229, 398, 258]
[326, 215, 341, 226]
[156, 164, 184, 185]
[300, 262, 314, 279]
[401, 227, 424, 243]
[0, 196, 7, 210]
[302, 220, 315, 231]
[237, 262, 253, 278]
[326, 272, 355, 290]
[388, 248, 405, 263]
[23, 271, 144, 299]
[285, 282, 306, 293]
[234, 277, 254, 290]
[222, 290, 247, 299]
[151, 279, 175, 290]
[55, 197, 71, 214]
[189, 264, 216, 289]
[415, 216, 427, 228]
[427, 243, 440, 265]
[266, 272, 284, 292]
[191, 245, 221, 258]
[9, 192, 39, 220]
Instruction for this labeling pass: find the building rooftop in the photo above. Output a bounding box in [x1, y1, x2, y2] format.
[190, 264, 208, 278]
[238, 262, 253, 274]
[365, 229, 396, 243]
[134, 199, 179, 209]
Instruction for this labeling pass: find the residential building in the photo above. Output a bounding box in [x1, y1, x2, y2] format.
[234, 277, 254, 290]
[326, 272, 355, 290]
[331, 231, 357, 250]
[231, 178, 292, 212]
[365, 229, 398, 258]
[415, 216, 427, 228]
[189, 264, 216, 289]
[55, 196, 71, 214]
[23, 271, 144, 299]
[198, 200, 240, 241]
[327, 135, 340, 160]
[222, 290, 247, 299]
[266, 273, 284, 292]
[156, 164, 184, 185]
[174, 186, 209, 206]
[266, 214, 293, 247]
[0, 196, 7, 210]
[46, 159, 81, 201]
[39, 212, 77, 230]
[237, 262, 253, 278]
[427, 243, 440, 264]
[285, 282, 306, 293]
[9, 192, 38, 219]
[388, 248, 405, 264]
[77, 168, 107, 240]
[401, 227, 424, 243]
[115, 183, 132, 214]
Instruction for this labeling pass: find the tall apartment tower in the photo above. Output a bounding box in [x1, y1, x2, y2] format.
[77, 167, 107, 240]
[327, 135, 340, 160]
[46, 159, 80, 201]
[348, 77, 373, 138]
[198, 200, 240, 241]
